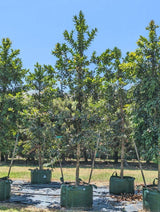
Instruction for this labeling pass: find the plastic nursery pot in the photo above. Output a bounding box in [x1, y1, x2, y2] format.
[143, 178, 160, 212]
[0, 178, 11, 201]
[61, 184, 93, 209]
[109, 172, 135, 195]
[30, 169, 51, 184]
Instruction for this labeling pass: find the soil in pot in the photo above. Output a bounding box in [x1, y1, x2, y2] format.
[61, 183, 93, 209]
[30, 169, 51, 184]
[109, 172, 135, 195]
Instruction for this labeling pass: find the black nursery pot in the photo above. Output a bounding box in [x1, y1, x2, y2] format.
[143, 178, 160, 212]
[61, 184, 93, 209]
[0, 179, 11, 201]
[30, 169, 51, 184]
[109, 172, 135, 195]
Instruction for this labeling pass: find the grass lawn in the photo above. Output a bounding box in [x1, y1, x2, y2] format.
[0, 164, 158, 186]
[0, 203, 56, 211]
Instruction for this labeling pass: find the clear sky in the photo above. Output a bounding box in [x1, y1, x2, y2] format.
[0, 0, 160, 71]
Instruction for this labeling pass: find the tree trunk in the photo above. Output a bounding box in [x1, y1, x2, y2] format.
[146, 159, 151, 164]
[91, 150, 94, 163]
[83, 148, 88, 162]
[38, 146, 43, 170]
[4, 154, 8, 163]
[113, 150, 118, 163]
[75, 67, 82, 185]
[61, 153, 66, 164]
[1, 153, 4, 162]
[88, 132, 100, 184]
[120, 139, 125, 178]
[120, 104, 125, 179]
[133, 139, 147, 187]
[76, 143, 80, 185]
[8, 133, 19, 178]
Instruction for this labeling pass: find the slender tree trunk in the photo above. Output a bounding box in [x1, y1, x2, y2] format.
[153, 110, 160, 191]
[37, 90, 43, 170]
[0, 152, 1, 162]
[59, 159, 64, 183]
[5, 154, 8, 163]
[88, 132, 100, 184]
[120, 139, 125, 178]
[113, 150, 118, 163]
[120, 105, 125, 179]
[1, 153, 4, 162]
[133, 139, 147, 187]
[61, 154, 66, 164]
[83, 148, 88, 162]
[38, 146, 43, 170]
[8, 133, 19, 178]
[76, 143, 80, 185]
[91, 150, 94, 163]
[75, 65, 83, 185]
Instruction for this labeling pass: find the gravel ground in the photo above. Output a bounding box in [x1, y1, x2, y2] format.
[6, 180, 143, 211]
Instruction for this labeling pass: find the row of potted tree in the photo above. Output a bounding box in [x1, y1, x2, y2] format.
[0, 11, 160, 211]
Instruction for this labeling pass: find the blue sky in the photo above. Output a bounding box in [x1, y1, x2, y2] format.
[0, 0, 160, 71]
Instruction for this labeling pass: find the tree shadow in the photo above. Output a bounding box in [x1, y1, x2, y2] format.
[92, 197, 125, 211]
[8, 181, 61, 210]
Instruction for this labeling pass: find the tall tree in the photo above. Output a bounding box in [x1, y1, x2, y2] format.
[0, 38, 27, 160]
[23, 62, 56, 169]
[111, 47, 130, 178]
[97, 47, 131, 177]
[52, 11, 98, 185]
[121, 20, 160, 189]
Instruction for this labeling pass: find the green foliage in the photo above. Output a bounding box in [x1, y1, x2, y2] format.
[93, 46, 133, 166]
[0, 38, 27, 94]
[21, 63, 57, 169]
[2, 15, 160, 187]
[0, 38, 27, 155]
[52, 10, 102, 184]
[123, 20, 160, 161]
[52, 11, 97, 100]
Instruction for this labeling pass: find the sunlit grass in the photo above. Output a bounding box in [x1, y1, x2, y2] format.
[0, 165, 157, 186]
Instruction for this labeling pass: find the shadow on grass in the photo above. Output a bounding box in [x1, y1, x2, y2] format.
[0, 159, 157, 171]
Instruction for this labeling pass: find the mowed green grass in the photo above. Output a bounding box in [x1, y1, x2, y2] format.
[0, 165, 157, 186]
